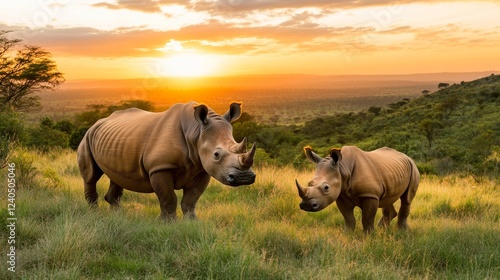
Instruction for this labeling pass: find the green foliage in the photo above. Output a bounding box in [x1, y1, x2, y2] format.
[24, 126, 69, 151]
[69, 127, 88, 150]
[53, 119, 75, 134]
[10, 148, 38, 188]
[23, 117, 69, 151]
[0, 106, 24, 168]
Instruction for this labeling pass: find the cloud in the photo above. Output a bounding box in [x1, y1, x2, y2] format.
[93, 0, 162, 13]
[5, 0, 499, 60]
[89, 0, 426, 14]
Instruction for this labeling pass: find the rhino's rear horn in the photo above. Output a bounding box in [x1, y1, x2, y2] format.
[296, 179, 308, 199]
[233, 137, 248, 153]
[240, 143, 256, 168]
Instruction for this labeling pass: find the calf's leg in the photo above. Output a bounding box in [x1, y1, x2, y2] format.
[361, 197, 379, 233]
[336, 200, 356, 231]
[378, 204, 397, 228]
[397, 199, 411, 230]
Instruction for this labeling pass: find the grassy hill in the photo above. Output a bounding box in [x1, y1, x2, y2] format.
[1, 149, 499, 279]
[235, 74, 500, 179]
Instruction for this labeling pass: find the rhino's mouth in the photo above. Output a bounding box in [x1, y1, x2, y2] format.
[299, 199, 322, 212]
[223, 170, 256, 186]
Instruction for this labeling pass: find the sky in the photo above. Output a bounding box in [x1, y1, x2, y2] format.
[1, 0, 499, 80]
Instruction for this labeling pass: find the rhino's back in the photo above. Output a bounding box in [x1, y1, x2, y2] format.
[85, 109, 158, 190]
[342, 146, 416, 205]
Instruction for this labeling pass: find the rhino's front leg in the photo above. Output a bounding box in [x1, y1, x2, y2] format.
[150, 171, 178, 221]
[336, 199, 356, 231]
[360, 197, 379, 233]
[181, 173, 211, 220]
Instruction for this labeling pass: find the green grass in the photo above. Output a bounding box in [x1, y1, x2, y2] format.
[1, 150, 499, 279]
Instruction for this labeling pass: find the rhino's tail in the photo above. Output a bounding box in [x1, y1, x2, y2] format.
[403, 158, 420, 204]
[77, 129, 103, 206]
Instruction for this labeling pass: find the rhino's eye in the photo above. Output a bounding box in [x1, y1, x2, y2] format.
[324, 185, 330, 192]
[213, 151, 221, 161]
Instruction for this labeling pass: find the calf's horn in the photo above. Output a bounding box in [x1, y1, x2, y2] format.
[234, 137, 248, 153]
[241, 143, 256, 167]
[295, 179, 308, 199]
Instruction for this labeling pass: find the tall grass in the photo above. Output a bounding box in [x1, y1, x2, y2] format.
[1, 149, 499, 279]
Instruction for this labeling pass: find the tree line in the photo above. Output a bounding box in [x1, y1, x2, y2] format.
[1, 30, 499, 180]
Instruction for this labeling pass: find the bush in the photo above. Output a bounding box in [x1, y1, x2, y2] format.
[69, 128, 88, 150]
[416, 162, 437, 175]
[24, 127, 69, 152]
[0, 107, 24, 168]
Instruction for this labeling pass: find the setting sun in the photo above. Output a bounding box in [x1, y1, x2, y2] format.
[160, 52, 220, 77]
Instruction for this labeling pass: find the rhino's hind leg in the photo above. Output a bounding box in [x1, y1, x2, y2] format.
[83, 167, 103, 207]
[378, 205, 397, 228]
[397, 200, 411, 230]
[78, 139, 104, 207]
[104, 181, 124, 208]
[85, 182, 99, 206]
[397, 187, 413, 230]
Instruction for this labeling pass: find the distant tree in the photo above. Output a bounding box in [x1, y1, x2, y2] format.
[0, 30, 64, 111]
[234, 112, 254, 123]
[388, 100, 407, 110]
[421, 89, 430, 95]
[107, 99, 154, 113]
[438, 83, 450, 89]
[419, 119, 444, 150]
[439, 97, 461, 115]
[368, 106, 382, 116]
[40, 116, 54, 128]
[54, 119, 75, 134]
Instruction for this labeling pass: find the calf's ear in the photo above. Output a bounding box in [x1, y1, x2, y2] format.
[304, 146, 322, 164]
[330, 148, 342, 165]
[223, 102, 242, 123]
[194, 104, 210, 126]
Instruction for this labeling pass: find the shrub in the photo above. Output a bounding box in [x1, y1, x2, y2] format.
[24, 127, 69, 151]
[0, 107, 24, 168]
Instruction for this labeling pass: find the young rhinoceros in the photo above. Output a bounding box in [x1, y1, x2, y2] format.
[296, 146, 419, 233]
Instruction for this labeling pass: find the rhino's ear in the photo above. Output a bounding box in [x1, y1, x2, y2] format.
[304, 146, 322, 164]
[330, 148, 342, 165]
[223, 102, 242, 123]
[194, 104, 210, 126]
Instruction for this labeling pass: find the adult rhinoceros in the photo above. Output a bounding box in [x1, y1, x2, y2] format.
[77, 101, 256, 220]
[296, 146, 419, 232]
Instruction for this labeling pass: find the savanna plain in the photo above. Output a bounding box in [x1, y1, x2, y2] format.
[2, 79, 500, 279]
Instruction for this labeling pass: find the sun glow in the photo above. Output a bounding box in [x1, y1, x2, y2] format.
[160, 52, 220, 77]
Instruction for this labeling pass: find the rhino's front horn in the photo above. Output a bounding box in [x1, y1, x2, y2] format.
[296, 179, 308, 199]
[241, 143, 256, 168]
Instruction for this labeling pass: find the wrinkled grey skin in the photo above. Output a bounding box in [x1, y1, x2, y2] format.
[78, 101, 256, 220]
[296, 146, 419, 233]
